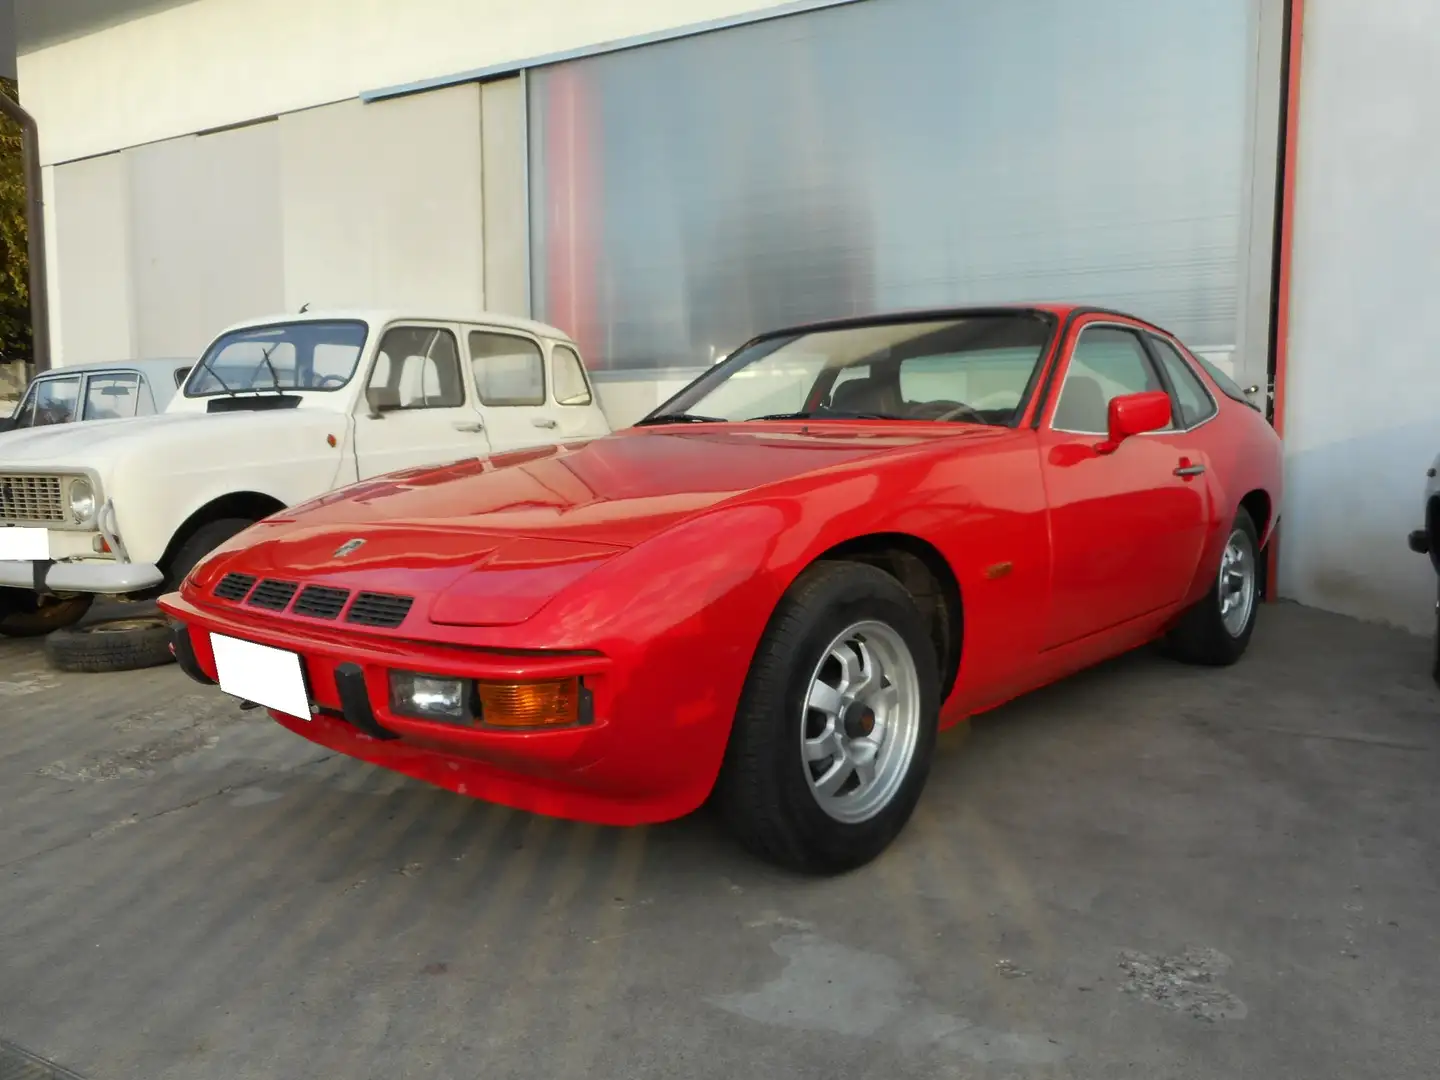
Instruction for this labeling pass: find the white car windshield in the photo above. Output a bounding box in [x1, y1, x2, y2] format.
[185, 320, 369, 397]
[643, 311, 1056, 427]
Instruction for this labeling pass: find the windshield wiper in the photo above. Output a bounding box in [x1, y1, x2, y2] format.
[748, 409, 904, 421]
[633, 413, 729, 426]
[256, 343, 286, 393]
[194, 355, 237, 397]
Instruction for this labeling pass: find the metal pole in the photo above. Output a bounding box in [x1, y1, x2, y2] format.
[0, 87, 49, 373]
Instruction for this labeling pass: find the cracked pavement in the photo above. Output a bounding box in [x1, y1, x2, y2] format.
[2, 602, 1439, 1080]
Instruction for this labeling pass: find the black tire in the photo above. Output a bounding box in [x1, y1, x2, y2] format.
[164, 517, 255, 592]
[717, 560, 941, 875]
[1431, 579, 1440, 688]
[44, 615, 175, 673]
[1165, 506, 1262, 666]
[0, 588, 94, 639]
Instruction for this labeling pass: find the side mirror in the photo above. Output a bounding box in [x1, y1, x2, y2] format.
[365, 386, 396, 419]
[1098, 390, 1171, 454]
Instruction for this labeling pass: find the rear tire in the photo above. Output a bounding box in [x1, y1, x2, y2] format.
[1166, 506, 1261, 666]
[44, 615, 174, 673]
[0, 589, 93, 639]
[717, 561, 941, 875]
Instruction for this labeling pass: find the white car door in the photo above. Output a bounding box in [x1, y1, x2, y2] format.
[548, 341, 611, 440]
[352, 322, 493, 480]
[465, 326, 567, 452]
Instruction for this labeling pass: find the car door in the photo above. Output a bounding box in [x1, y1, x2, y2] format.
[465, 326, 564, 451]
[352, 322, 493, 480]
[548, 341, 611, 440]
[1036, 321, 1213, 648]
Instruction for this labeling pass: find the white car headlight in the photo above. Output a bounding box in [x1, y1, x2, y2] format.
[68, 477, 96, 524]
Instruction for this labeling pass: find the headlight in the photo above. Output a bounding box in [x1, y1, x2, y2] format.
[389, 671, 473, 723]
[68, 478, 96, 524]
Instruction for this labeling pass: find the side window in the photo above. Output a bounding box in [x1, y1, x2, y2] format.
[173, 366, 192, 389]
[1149, 336, 1217, 428]
[551, 344, 593, 406]
[1051, 326, 1166, 433]
[469, 331, 545, 406]
[368, 326, 464, 410]
[82, 373, 143, 420]
[30, 376, 82, 427]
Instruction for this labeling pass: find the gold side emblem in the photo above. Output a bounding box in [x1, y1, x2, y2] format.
[984, 561, 1014, 580]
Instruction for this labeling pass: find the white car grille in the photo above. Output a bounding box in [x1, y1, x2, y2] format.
[0, 474, 65, 524]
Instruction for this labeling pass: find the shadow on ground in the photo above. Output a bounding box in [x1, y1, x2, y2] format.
[1, 602, 1437, 1080]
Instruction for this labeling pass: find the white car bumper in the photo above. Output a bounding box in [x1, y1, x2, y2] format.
[0, 559, 164, 594]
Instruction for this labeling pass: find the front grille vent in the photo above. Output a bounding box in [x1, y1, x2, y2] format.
[346, 592, 414, 628]
[292, 585, 350, 620]
[247, 579, 300, 611]
[214, 573, 257, 601]
[0, 474, 64, 524]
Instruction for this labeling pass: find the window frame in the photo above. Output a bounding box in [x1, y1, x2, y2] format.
[1142, 333, 1219, 432]
[25, 373, 84, 428]
[550, 342, 594, 407]
[467, 328, 548, 408]
[79, 370, 147, 421]
[367, 323, 468, 412]
[1047, 321, 1173, 436]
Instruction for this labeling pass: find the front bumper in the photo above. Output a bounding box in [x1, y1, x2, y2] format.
[0, 558, 164, 594]
[159, 591, 712, 827]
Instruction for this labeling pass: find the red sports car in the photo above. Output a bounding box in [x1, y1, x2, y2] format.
[160, 305, 1282, 873]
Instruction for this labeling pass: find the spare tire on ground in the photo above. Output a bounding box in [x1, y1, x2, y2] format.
[44, 615, 175, 674]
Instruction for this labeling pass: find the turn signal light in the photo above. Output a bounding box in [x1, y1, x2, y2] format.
[477, 678, 580, 728]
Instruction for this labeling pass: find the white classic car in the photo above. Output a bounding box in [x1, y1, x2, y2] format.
[0, 357, 195, 434]
[0, 309, 610, 663]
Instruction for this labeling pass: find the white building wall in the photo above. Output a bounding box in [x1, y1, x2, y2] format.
[1282, 0, 1440, 633]
[16, 0, 827, 167]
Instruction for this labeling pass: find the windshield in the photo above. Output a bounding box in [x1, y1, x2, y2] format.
[646, 312, 1055, 427]
[185, 320, 369, 398]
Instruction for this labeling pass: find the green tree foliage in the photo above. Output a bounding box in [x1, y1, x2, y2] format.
[0, 77, 30, 367]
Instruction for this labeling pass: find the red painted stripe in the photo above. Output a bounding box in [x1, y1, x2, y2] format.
[1267, 0, 1305, 600]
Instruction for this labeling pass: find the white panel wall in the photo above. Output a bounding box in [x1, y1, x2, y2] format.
[18, 0, 812, 167]
[54, 152, 134, 365]
[1281, 0, 1440, 633]
[127, 120, 285, 358]
[480, 78, 530, 318]
[279, 85, 485, 312]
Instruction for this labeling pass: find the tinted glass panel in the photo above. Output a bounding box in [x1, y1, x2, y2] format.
[30, 376, 81, 427]
[1053, 327, 1165, 433]
[82, 374, 143, 420]
[370, 327, 465, 410]
[1149, 336, 1217, 427]
[552, 344, 592, 405]
[529, 0, 1249, 370]
[470, 332, 545, 406]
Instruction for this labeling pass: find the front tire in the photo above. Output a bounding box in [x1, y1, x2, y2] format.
[1166, 506, 1261, 666]
[717, 561, 941, 875]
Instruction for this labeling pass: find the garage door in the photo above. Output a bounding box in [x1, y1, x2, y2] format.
[528, 0, 1253, 372]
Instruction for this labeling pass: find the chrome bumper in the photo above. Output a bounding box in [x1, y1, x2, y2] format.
[0, 559, 164, 594]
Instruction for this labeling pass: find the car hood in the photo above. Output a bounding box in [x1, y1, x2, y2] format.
[0, 407, 346, 471]
[193, 423, 1003, 627]
[265, 423, 1002, 547]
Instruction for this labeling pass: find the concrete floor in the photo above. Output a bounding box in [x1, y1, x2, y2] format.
[1, 601, 1437, 1080]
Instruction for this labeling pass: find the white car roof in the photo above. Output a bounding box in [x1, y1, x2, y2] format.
[37, 357, 193, 378]
[211, 308, 578, 344]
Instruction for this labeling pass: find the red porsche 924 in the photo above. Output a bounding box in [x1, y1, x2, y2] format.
[160, 305, 1282, 873]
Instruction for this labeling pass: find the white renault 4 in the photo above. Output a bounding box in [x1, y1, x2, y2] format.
[0, 309, 610, 667]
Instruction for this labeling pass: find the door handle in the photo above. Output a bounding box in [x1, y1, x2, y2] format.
[1173, 462, 1206, 477]
[453, 421, 484, 433]
[531, 417, 558, 429]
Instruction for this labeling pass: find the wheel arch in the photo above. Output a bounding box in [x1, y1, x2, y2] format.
[810, 532, 964, 702]
[158, 491, 287, 576]
[1239, 488, 1273, 545]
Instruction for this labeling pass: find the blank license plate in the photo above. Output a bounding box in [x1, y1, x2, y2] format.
[0, 527, 49, 560]
[210, 633, 311, 721]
